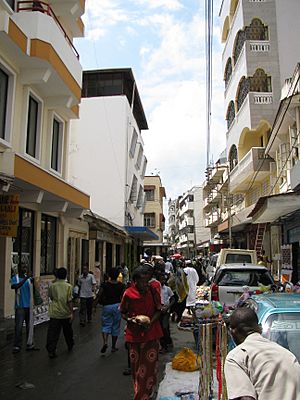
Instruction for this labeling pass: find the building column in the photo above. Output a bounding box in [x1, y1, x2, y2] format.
[0, 237, 14, 318]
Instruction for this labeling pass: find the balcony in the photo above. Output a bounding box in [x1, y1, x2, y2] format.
[227, 92, 274, 140]
[0, 3, 82, 116]
[205, 211, 221, 228]
[178, 202, 194, 216]
[229, 147, 272, 193]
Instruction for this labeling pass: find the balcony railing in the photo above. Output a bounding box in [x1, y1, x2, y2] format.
[249, 41, 270, 52]
[17, 1, 79, 59]
[230, 147, 272, 191]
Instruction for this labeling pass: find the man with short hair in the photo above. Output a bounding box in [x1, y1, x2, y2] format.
[10, 265, 39, 353]
[46, 267, 74, 358]
[78, 264, 96, 326]
[225, 307, 300, 400]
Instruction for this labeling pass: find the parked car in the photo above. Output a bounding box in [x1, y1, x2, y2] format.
[210, 264, 275, 306]
[245, 293, 300, 361]
[216, 249, 257, 268]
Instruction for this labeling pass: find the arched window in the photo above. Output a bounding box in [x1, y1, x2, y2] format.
[236, 76, 250, 111]
[226, 101, 235, 130]
[246, 18, 268, 41]
[250, 68, 272, 92]
[224, 58, 233, 88]
[229, 145, 238, 171]
[230, 0, 239, 19]
[233, 30, 246, 65]
[222, 16, 230, 43]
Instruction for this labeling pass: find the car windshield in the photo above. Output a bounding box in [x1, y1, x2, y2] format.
[225, 254, 252, 263]
[217, 269, 273, 287]
[262, 312, 300, 361]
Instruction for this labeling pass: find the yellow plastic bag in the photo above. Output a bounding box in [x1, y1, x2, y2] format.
[171, 347, 200, 372]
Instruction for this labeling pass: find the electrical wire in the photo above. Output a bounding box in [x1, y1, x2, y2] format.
[205, 0, 213, 168]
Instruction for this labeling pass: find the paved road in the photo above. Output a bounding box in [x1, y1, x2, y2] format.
[0, 309, 195, 400]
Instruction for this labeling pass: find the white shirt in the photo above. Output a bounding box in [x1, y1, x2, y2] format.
[165, 261, 174, 274]
[225, 333, 300, 400]
[183, 267, 199, 307]
[161, 285, 174, 306]
[78, 273, 96, 298]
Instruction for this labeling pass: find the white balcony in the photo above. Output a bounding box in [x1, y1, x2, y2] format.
[0, 7, 82, 116]
[229, 147, 272, 193]
[178, 202, 194, 216]
[205, 211, 221, 228]
[290, 161, 300, 190]
[227, 92, 274, 143]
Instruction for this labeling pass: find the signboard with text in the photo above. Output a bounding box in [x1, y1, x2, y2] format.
[0, 194, 19, 237]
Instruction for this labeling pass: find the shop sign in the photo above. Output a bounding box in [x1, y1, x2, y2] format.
[0, 194, 19, 237]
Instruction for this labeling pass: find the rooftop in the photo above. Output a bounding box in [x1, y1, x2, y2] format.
[82, 68, 148, 131]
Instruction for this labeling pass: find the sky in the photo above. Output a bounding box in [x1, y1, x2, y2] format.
[75, 0, 226, 200]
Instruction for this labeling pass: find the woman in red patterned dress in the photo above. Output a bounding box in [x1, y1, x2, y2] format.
[120, 266, 162, 400]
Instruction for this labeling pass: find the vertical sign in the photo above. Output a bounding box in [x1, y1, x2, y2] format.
[0, 194, 19, 237]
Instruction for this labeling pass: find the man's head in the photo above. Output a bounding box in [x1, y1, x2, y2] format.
[82, 264, 88, 276]
[229, 307, 262, 345]
[57, 267, 67, 280]
[132, 265, 151, 293]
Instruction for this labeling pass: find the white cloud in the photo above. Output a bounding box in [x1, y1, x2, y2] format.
[132, 0, 183, 10]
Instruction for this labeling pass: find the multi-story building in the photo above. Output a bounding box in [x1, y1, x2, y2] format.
[174, 186, 209, 258]
[69, 68, 154, 267]
[142, 175, 166, 257]
[219, 0, 300, 254]
[249, 63, 300, 282]
[168, 198, 177, 252]
[0, 0, 89, 318]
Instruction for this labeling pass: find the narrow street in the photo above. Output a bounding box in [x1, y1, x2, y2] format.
[0, 310, 196, 400]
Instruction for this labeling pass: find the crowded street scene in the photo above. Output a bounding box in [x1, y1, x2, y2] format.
[1, 0, 300, 400]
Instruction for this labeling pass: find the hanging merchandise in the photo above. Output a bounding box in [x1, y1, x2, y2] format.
[192, 303, 229, 400]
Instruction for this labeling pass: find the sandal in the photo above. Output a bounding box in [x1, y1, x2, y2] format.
[111, 347, 119, 353]
[100, 344, 108, 353]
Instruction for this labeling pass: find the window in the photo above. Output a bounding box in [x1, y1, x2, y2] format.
[135, 144, 143, 170]
[136, 185, 144, 208]
[51, 117, 64, 173]
[12, 208, 34, 272]
[129, 175, 138, 202]
[129, 128, 138, 158]
[40, 214, 57, 275]
[144, 213, 155, 228]
[5, 0, 16, 10]
[141, 156, 147, 178]
[0, 68, 8, 140]
[0, 63, 14, 143]
[26, 94, 41, 158]
[145, 189, 155, 201]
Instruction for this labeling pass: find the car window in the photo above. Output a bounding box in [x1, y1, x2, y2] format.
[225, 254, 252, 263]
[216, 269, 273, 287]
[262, 312, 300, 361]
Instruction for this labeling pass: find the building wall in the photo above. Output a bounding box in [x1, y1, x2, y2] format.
[143, 175, 165, 244]
[69, 96, 145, 227]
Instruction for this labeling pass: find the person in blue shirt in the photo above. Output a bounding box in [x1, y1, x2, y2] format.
[10, 265, 39, 353]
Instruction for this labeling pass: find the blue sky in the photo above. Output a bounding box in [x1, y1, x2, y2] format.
[75, 0, 226, 200]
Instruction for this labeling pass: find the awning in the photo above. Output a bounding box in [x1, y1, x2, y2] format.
[125, 226, 159, 241]
[247, 192, 300, 223]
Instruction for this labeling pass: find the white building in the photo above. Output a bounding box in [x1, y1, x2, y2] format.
[69, 69, 154, 263]
[174, 186, 209, 258]
[218, 0, 300, 250]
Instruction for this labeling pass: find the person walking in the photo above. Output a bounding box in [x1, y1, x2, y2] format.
[120, 262, 129, 285]
[225, 307, 300, 400]
[183, 263, 199, 309]
[120, 265, 162, 400]
[96, 267, 125, 354]
[10, 265, 39, 353]
[46, 267, 74, 358]
[78, 264, 96, 326]
[157, 272, 175, 353]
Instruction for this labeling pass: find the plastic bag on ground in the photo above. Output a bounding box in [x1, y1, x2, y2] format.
[171, 347, 200, 372]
